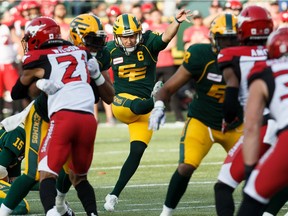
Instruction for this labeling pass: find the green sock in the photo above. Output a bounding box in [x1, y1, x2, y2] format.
[111, 141, 147, 197]
[265, 186, 288, 215]
[165, 170, 191, 209]
[56, 169, 72, 194]
[4, 174, 37, 210]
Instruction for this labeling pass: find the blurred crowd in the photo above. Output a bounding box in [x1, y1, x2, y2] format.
[0, 0, 288, 123]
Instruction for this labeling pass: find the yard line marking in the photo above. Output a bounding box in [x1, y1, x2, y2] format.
[89, 162, 223, 170]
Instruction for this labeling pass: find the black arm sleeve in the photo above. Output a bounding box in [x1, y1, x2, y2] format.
[11, 78, 29, 100]
[223, 87, 240, 123]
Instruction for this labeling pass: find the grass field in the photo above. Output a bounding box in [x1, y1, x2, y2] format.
[22, 113, 288, 216]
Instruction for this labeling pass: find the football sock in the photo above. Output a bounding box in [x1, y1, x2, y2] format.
[164, 170, 191, 209]
[214, 182, 235, 216]
[57, 169, 72, 194]
[130, 98, 154, 114]
[265, 186, 288, 215]
[237, 193, 266, 215]
[75, 180, 98, 215]
[3, 174, 37, 210]
[39, 177, 57, 214]
[111, 141, 147, 197]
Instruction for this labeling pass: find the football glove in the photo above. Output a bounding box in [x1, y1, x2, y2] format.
[88, 57, 105, 86]
[36, 79, 64, 95]
[149, 100, 166, 131]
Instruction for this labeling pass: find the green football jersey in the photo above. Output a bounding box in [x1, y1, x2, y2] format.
[33, 93, 49, 123]
[97, 47, 111, 71]
[107, 30, 168, 98]
[183, 43, 243, 130]
[0, 125, 25, 167]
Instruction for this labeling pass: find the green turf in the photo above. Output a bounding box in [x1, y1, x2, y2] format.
[20, 114, 288, 215]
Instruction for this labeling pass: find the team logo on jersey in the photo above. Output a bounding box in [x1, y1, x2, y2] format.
[113, 57, 123, 65]
[26, 24, 46, 38]
[207, 73, 222, 82]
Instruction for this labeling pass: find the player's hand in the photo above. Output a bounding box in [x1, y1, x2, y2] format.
[88, 57, 101, 79]
[88, 57, 105, 86]
[175, 9, 193, 23]
[36, 79, 64, 95]
[149, 100, 166, 131]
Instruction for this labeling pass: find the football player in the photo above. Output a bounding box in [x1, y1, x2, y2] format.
[54, 13, 115, 214]
[149, 13, 244, 216]
[103, 10, 191, 212]
[237, 26, 288, 216]
[11, 16, 100, 216]
[215, 5, 276, 216]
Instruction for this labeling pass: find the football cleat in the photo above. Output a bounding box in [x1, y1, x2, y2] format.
[104, 194, 118, 212]
[160, 205, 173, 216]
[60, 201, 75, 216]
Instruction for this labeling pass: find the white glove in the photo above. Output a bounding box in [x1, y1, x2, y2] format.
[148, 100, 166, 131]
[88, 57, 105, 86]
[36, 79, 64, 95]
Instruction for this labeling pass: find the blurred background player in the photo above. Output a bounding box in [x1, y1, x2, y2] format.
[237, 26, 288, 216]
[214, 5, 278, 216]
[103, 10, 191, 212]
[149, 13, 243, 216]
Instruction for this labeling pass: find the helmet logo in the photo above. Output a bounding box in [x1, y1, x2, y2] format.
[27, 24, 46, 38]
[237, 15, 250, 27]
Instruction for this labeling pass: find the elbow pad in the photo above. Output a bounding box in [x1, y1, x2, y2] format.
[223, 87, 240, 123]
[11, 79, 29, 100]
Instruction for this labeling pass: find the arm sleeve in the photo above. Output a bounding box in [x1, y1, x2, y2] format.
[223, 87, 240, 123]
[11, 78, 29, 100]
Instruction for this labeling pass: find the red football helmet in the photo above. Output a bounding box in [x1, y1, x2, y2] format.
[267, 27, 288, 59]
[106, 5, 121, 17]
[22, 16, 61, 52]
[237, 5, 273, 43]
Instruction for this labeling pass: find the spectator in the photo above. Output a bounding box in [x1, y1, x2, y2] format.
[183, 10, 210, 50]
[0, 20, 22, 120]
[203, 1, 223, 28]
[53, 2, 70, 40]
[223, 0, 243, 16]
[270, 0, 282, 29]
[130, 3, 151, 32]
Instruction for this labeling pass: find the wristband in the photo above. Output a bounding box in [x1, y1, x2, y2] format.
[93, 73, 105, 86]
[154, 100, 165, 108]
[174, 16, 183, 24]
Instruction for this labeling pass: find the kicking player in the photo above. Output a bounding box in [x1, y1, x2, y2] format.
[103, 10, 191, 212]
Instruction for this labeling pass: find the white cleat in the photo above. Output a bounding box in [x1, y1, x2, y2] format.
[160, 205, 173, 216]
[104, 194, 118, 212]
